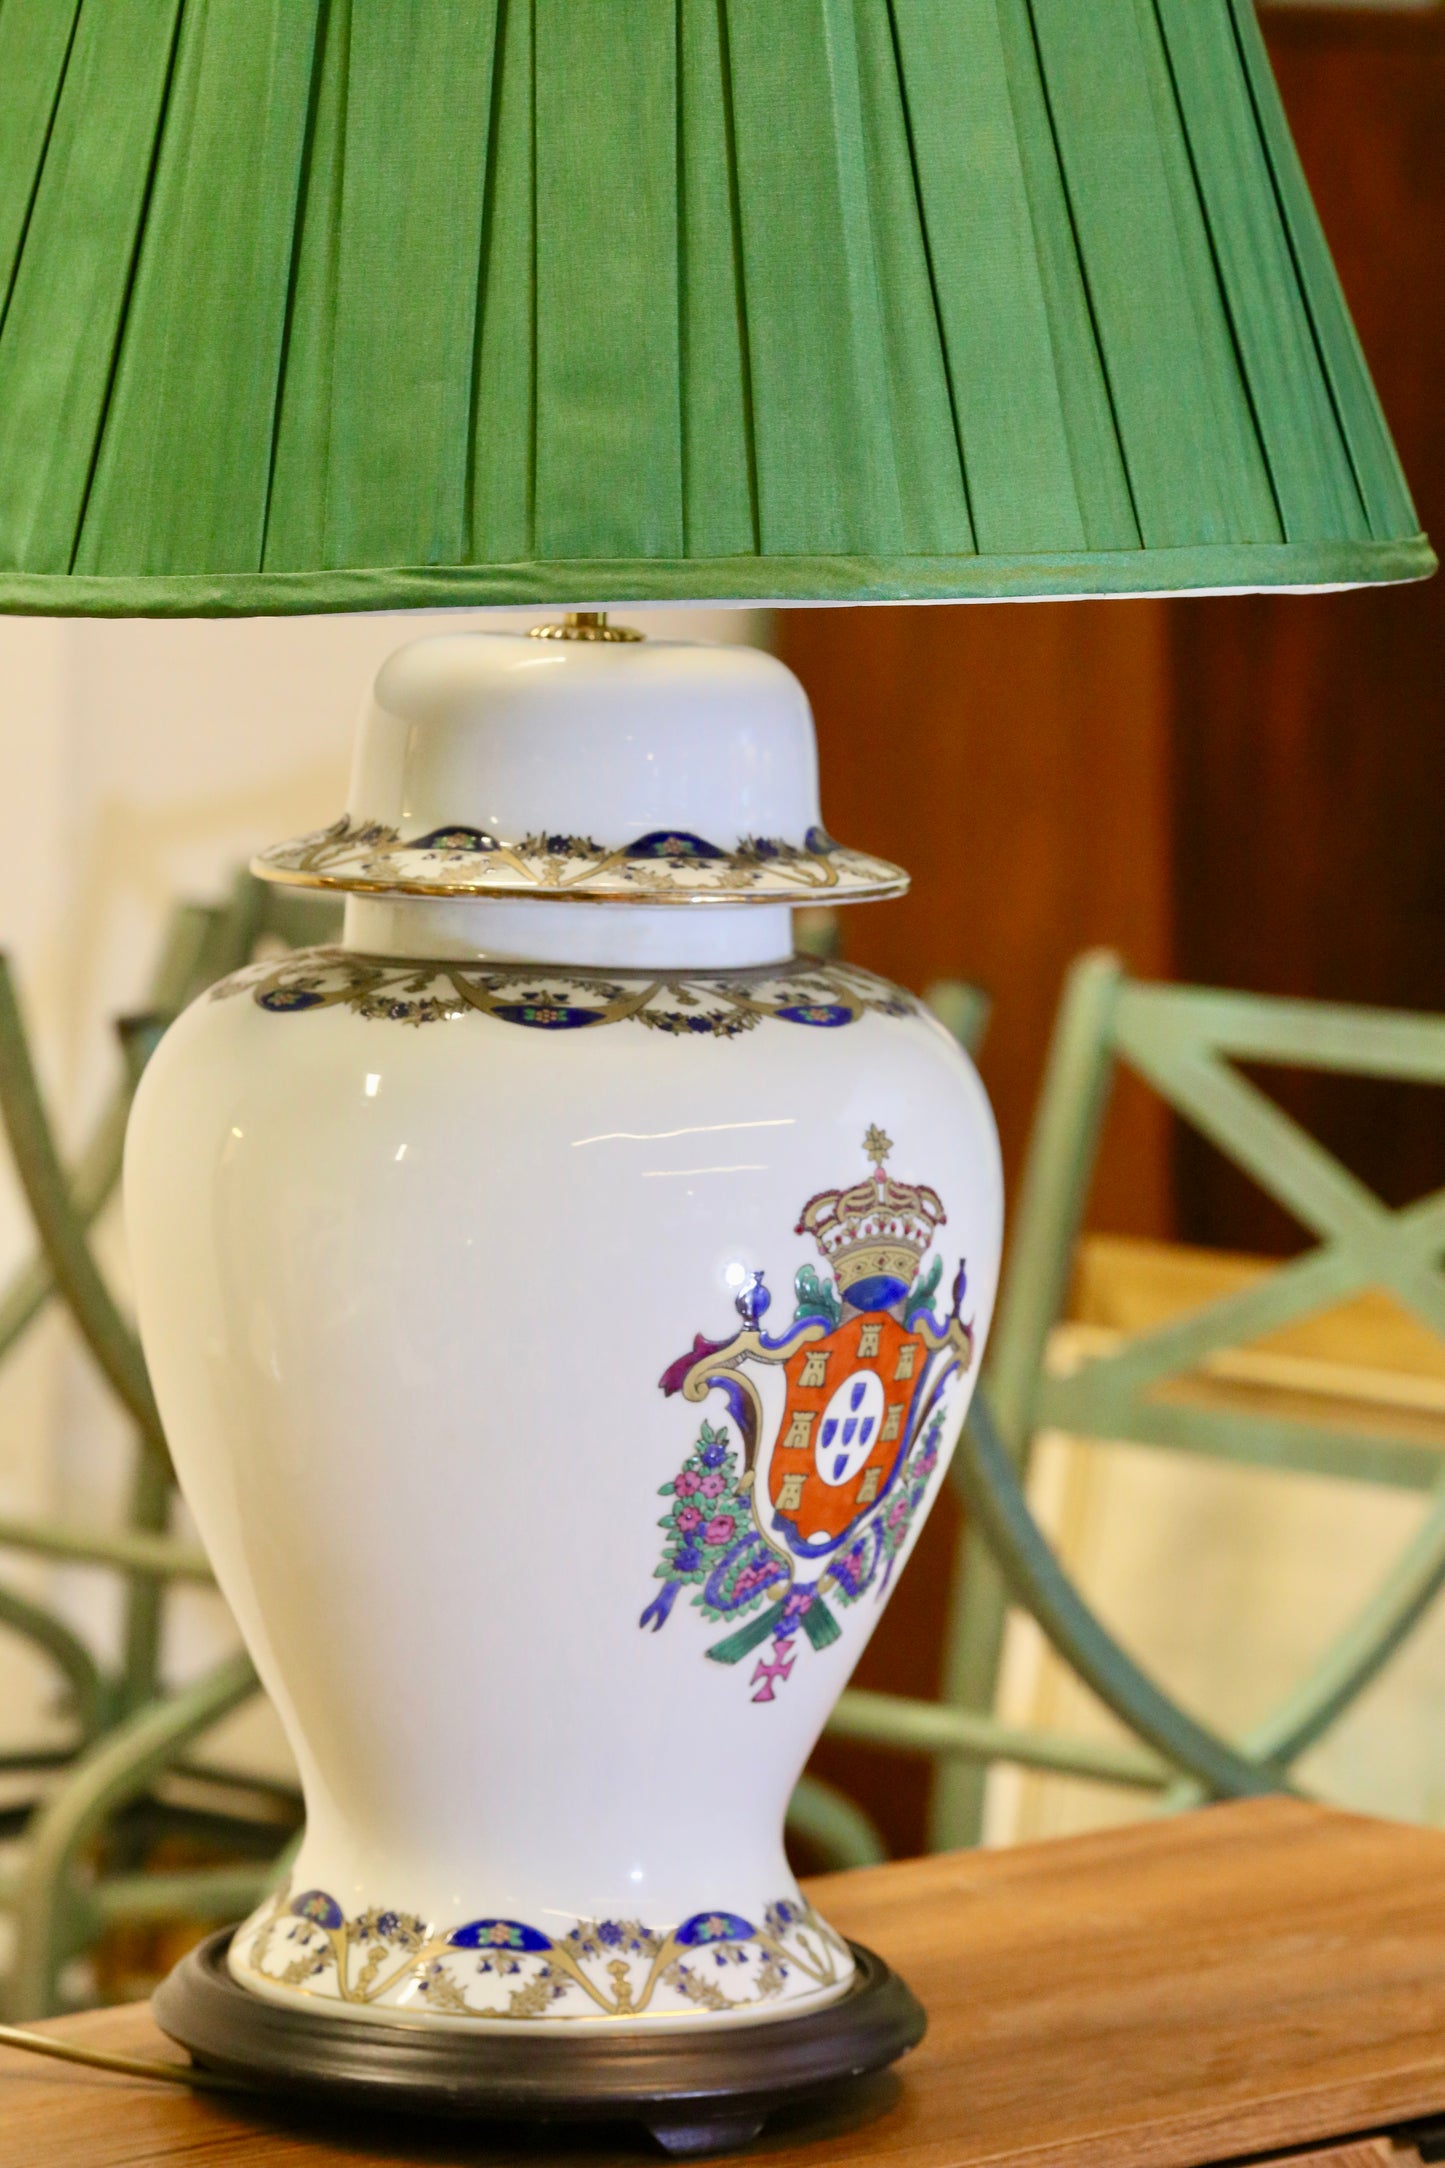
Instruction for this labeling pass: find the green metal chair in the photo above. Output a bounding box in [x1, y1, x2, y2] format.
[813, 949, 1445, 1863]
[0, 875, 337, 2018]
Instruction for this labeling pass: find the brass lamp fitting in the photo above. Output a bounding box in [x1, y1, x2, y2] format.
[528, 611, 644, 643]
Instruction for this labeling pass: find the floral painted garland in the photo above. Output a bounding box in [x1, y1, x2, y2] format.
[253, 814, 907, 903]
[210, 950, 925, 1036]
[643, 1406, 948, 1697]
[234, 1884, 850, 2021]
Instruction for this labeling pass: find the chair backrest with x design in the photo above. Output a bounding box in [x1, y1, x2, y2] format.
[928, 949, 1445, 1851]
[995, 951, 1445, 1488]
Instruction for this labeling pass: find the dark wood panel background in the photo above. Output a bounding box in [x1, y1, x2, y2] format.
[783, 6, 1445, 1862]
[1172, 9, 1445, 1253]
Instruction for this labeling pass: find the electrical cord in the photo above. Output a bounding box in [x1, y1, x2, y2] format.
[0, 2019, 243, 2093]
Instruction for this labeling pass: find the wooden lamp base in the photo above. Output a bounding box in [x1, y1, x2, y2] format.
[152, 1930, 925, 2158]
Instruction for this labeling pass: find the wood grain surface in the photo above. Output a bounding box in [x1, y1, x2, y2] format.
[5, 1800, 1445, 2167]
[1249, 2146, 1420, 2168]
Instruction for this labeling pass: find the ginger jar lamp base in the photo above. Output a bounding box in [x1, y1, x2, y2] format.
[126, 620, 1001, 2119]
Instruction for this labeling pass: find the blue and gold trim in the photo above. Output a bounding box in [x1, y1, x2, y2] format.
[253, 815, 906, 905]
[210, 951, 925, 1037]
[233, 1885, 850, 2021]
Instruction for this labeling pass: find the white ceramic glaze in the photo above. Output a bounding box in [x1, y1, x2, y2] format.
[124, 634, 1002, 2034]
[253, 632, 906, 904]
[341, 894, 797, 970]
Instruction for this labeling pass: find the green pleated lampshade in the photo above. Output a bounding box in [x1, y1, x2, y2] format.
[0, 0, 1430, 617]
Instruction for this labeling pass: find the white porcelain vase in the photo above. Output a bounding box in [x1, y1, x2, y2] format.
[125, 629, 1002, 2033]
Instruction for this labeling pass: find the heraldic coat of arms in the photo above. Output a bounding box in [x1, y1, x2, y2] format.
[643, 1126, 974, 1701]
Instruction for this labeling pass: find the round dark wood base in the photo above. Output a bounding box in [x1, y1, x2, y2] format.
[153, 1929, 925, 2157]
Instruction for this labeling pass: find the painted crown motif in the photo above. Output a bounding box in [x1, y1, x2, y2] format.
[795, 1127, 945, 1314]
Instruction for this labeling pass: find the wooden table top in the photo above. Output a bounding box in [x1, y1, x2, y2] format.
[5, 1798, 1445, 2168]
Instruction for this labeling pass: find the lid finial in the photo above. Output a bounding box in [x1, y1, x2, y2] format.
[528, 611, 644, 644]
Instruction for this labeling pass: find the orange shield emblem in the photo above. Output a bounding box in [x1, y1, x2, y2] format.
[766, 1311, 924, 1552]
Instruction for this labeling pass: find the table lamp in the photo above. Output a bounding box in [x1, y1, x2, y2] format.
[0, 1, 1429, 2152]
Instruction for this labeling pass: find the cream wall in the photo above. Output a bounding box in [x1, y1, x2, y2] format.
[0, 606, 767, 1770]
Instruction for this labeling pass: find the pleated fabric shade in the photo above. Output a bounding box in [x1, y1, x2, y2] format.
[0, 0, 1430, 617]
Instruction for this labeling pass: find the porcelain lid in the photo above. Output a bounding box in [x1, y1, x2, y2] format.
[253, 629, 907, 906]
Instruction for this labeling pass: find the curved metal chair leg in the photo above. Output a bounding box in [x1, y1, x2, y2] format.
[6, 1653, 257, 2020]
[949, 1390, 1289, 1803]
[932, 952, 1124, 1851]
[828, 1684, 1168, 1790]
[0, 904, 219, 1369]
[0, 1583, 105, 1742]
[1160, 1468, 1445, 1812]
[787, 1773, 889, 1870]
[0, 959, 165, 1454]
